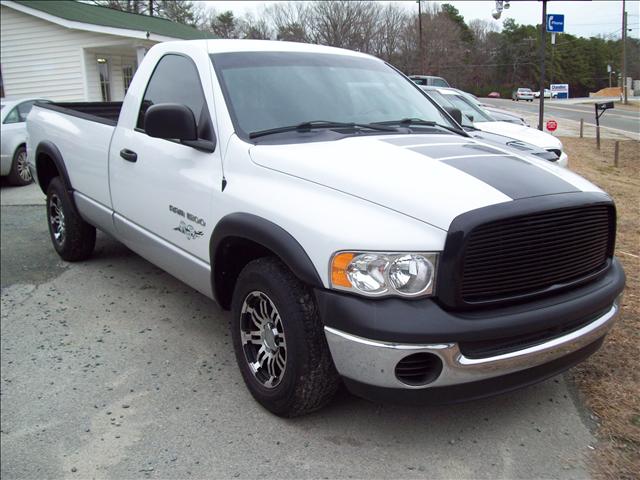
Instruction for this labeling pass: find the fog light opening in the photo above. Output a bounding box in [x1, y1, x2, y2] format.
[395, 352, 443, 386]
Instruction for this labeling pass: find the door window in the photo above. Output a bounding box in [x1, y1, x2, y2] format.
[3, 106, 20, 124]
[3, 101, 36, 124]
[137, 54, 213, 141]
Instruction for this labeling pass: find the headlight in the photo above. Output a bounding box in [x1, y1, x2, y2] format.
[330, 251, 438, 298]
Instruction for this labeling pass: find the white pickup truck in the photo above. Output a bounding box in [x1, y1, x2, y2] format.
[27, 40, 625, 417]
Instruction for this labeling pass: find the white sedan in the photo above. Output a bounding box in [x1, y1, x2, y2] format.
[1, 98, 46, 185]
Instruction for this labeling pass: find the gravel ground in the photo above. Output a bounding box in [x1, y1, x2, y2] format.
[1, 182, 600, 480]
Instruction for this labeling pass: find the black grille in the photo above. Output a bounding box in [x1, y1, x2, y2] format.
[461, 205, 614, 303]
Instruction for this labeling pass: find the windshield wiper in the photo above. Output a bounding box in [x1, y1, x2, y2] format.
[374, 118, 468, 136]
[249, 120, 396, 139]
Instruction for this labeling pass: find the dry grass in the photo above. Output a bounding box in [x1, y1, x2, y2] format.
[562, 137, 640, 479]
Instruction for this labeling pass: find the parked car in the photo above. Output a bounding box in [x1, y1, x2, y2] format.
[487, 91, 501, 98]
[27, 40, 624, 417]
[1, 98, 47, 185]
[423, 86, 567, 166]
[534, 88, 558, 99]
[409, 75, 450, 87]
[512, 88, 534, 101]
[420, 87, 557, 163]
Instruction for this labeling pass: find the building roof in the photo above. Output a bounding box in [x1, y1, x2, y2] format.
[9, 0, 211, 40]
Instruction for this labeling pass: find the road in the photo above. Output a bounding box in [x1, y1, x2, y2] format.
[1, 182, 597, 479]
[482, 98, 640, 138]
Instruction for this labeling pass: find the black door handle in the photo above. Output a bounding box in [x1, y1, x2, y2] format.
[120, 149, 137, 162]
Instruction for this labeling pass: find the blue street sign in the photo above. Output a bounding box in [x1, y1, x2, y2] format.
[547, 14, 565, 33]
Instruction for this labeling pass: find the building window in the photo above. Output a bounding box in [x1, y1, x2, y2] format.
[97, 57, 111, 102]
[123, 65, 134, 94]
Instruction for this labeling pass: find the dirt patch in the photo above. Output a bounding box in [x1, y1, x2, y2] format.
[562, 137, 640, 479]
[591, 87, 622, 97]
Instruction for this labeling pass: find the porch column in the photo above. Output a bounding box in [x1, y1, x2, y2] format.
[136, 46, 146, 66]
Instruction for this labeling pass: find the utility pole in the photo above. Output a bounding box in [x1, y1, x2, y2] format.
[149, 0, 153, 16]
[550, 32, 556, 85]
[538, 0, 547, 131]
[622, 0, 628, 104]
[417, 0, 426, 74]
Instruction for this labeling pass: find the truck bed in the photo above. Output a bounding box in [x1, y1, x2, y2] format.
[35, 101, 122, 126]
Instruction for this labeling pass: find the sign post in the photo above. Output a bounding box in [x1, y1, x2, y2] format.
[539, 12, 565, 130]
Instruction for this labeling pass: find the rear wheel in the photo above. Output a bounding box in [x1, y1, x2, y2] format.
[231, 257, 339, 417]
[46, 177, 96, 261]
[7, 146, 32, 186]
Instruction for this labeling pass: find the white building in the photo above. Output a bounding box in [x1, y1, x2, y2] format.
[0, 0, 209, 101]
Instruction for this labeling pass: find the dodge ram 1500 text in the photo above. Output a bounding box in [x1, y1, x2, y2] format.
[27, 40, 625, 417]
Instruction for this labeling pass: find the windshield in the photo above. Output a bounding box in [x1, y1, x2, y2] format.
[424, 90, 473, 128]
[211, 52, 452, 140]
[437, 92, 494, 124]
[430, 77, 449, 88]
[519, 88, 532, 93]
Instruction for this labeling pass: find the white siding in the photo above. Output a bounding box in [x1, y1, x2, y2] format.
[0, 5, 146, 101]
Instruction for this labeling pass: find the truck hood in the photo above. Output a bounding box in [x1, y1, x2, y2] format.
[249, 133, 597, 230]
[474, 121, 562, 151]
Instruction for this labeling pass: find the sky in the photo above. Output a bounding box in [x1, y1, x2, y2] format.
[195, 1, 640, 39]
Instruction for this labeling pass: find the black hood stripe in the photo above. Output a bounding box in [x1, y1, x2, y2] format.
[409, 143, 507, 159]
[442, 155, 579, 199]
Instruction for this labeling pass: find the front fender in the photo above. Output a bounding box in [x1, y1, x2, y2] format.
[210, 212, 323, 307]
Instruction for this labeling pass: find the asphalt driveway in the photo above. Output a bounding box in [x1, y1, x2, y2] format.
[1, 182, 597, 479]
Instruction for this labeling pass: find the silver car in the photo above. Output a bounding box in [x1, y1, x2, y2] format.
[1, 98, 47, 185]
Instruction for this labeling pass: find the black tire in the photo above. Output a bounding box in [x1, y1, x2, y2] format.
[231, 257, 340, 417]
[7, 145, 32, 186]
[46, 177, 96, 261]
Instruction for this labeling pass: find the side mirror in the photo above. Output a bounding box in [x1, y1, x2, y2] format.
[144, 103, 197, 141]
[444, 106, 463, 125]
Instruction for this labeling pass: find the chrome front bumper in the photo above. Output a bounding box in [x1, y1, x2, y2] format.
[324, 299, 619, 390]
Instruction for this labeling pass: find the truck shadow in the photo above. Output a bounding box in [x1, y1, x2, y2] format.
[89, 231, 584, 429]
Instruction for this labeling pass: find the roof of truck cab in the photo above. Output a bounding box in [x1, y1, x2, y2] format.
[205, 39, 374, 58]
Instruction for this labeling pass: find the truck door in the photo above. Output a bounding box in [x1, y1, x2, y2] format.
[109, 53, 222, 295]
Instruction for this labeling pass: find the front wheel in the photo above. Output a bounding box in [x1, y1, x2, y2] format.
[46, 177, 96, 261]
[7, 146, 32, 186]
[230, 257, 339, 417]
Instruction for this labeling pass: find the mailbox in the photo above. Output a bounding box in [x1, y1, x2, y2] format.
[596, 101, 614, 111]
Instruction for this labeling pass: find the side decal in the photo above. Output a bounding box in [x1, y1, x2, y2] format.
[174, 221, 204, 240]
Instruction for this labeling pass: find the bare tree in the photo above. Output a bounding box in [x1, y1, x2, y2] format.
[310, 1, 379, 50]
[372, 3, 408, 63]
[239, 13, 272, 40]
[265, 2, 313, 43]
[90, 0, 146, 14]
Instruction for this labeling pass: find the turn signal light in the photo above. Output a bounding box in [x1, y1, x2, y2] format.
[331, 252, 354, 288]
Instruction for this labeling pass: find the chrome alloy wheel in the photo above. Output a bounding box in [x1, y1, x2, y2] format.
[49, 193, 66, 245]
[16, 151, 31, 182]
[240, 291, 287, 388]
